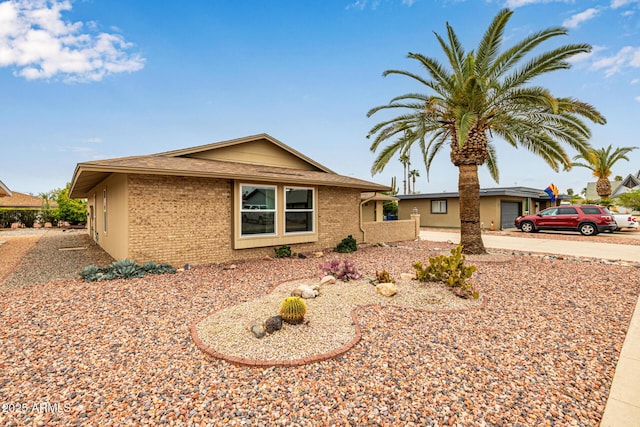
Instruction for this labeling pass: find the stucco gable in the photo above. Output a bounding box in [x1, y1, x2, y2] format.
[155, 134, 332, 173]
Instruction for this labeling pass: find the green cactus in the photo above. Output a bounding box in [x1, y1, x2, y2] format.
[413, 245, 479, 299]
[279, 297, 307, 324]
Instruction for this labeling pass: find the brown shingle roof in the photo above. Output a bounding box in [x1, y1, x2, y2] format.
[0, 192, 57, 209]
[70, 155, 388, 198]
[69, 134, 389, 198]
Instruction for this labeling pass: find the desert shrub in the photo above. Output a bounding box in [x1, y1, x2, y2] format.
[335, 235, 357, 253]
[320, 259, 361, 281]
[274, 245, 292, 258]
[375, 269, 395, 283]
[413, 245, 479, 299]
[80, 259, 176, 282]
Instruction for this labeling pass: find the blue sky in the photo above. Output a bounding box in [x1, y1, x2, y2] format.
[1, 0, 639, 197]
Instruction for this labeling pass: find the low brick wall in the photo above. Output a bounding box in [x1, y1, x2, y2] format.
[362, 216, 419, 244]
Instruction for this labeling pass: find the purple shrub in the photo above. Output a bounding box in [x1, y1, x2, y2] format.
[320, 259, 362, 281]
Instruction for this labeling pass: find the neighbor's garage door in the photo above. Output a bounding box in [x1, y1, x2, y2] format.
[500, 201, 521, 230]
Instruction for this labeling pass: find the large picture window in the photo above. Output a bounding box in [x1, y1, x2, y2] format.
[285, 187, 314, 233]
[241, 185, 276, 236]
[431, 200, 447, 214]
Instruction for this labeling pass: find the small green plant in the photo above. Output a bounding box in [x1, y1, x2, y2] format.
[320, 259, 362, 281]
[375, 269, 395, 283]
[279, 297, 307, 324]
[274, 245, 292, 258]
[79, 259, 176, 282]
[111, 259, 145, 279]
[335, 235, 357, 253]
[80, 264, 101, 282]
[413, 245, 479, 299]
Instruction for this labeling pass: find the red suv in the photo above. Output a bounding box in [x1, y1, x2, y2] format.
[514, 205, 617, 236]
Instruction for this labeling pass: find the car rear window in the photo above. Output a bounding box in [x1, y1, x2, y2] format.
[580, 207, 602, 214]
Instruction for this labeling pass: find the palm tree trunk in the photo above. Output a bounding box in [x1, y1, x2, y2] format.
[458, 164, 486, 254]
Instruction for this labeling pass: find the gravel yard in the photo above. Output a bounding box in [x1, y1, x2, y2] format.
[1, 229, 639, 426]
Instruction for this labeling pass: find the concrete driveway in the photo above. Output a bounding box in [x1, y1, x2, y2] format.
[420, 229, 640, 263]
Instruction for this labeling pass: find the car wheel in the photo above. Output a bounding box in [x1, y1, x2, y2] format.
[579, 223, 597, 236]
[520, 221, 535, 233]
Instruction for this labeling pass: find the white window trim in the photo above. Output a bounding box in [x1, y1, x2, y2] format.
[284, 186, 314, 235]
[240, 183, 277, 238]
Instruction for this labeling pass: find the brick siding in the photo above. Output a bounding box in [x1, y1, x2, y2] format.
[126, 174, 364, 266]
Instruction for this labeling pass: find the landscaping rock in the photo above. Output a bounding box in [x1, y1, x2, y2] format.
[300, 286, 318, 299]
[376, 282, 398, 297]
[320, 275, 336, 286]
[264, 316, 283, 334]
[400, 273, 416, 281]
[250, 323, 266, 339]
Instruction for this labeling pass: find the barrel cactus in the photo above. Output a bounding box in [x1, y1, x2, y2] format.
[279, 297, 306, 324]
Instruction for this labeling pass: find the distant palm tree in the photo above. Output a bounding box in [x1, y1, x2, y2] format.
[399, 153, 410, 194]
[367, 8, 605, 254]
[572, 145, 638, 198]
[408, 169, 420, 193]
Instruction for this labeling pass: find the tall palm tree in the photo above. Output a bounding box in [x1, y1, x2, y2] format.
[367, 8, 605, 254]
[408, 169, 420, 193]
[572, 145, 637, 198]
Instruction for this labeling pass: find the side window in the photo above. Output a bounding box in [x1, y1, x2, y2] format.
[240, 185, 276, 236]
[558, 207, 578, 215]
[431, 200, 447, 214]
[540, 208, 558, 216]
[580, 207, 600, 214]
[103, 188, 107, 233]
[285, 187, 314, 233]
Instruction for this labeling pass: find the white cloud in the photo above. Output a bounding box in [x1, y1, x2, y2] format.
[504, 0, 571, 8]
[562, 8, 600, 29]
[346, 0, 414, 10]
[636, 95, 640, 102]
[611, 0, 640, 9]
[0, 0, 144, 82]
[591, 46, 640, 76]
[567, 45, 605, 64]
[631, 78, 639, 84]
[85, 137, 102, 143]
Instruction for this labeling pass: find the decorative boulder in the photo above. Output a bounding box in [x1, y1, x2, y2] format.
[251, 323, 266, 339]
[320, 275, 337, 286]
[313, 252, 324, 258]
[301, 287, 318, 299]
[400, 273, 416, 281]
[308, 282, 321, 292]
[264, 316, 283, 334]
[291, 288, 304, 297]
[376, 282, 398, 297]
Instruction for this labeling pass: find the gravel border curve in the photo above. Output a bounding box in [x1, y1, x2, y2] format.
[192, 277, 486, 367]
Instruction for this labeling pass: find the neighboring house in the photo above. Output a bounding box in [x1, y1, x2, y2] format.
[0, 179, 11, 197]
[585, 171, 640, 201]
[397, 186, 562, 230]
[0, 191, 56, 209]
[69, 134, 419, 266]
